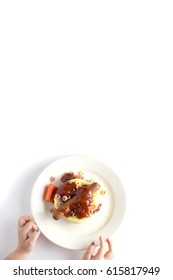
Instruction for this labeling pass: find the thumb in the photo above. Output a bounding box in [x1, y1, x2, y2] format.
[82, 242, 96, 260]
[27, 229, 40, 246]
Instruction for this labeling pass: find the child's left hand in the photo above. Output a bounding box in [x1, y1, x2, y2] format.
[16, 216, 40, 256]
[4, 215, 40, 260]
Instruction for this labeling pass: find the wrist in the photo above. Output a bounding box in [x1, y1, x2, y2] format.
[4, 248, 30, 260]
[14, 248, 30, 260]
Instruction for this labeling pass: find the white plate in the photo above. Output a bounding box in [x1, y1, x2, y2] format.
[31, 156, 126, 250]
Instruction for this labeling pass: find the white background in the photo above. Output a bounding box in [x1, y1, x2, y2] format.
[0, 0, 173, 278]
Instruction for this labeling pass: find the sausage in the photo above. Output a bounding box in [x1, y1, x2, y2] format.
[53, 183, 100, 221]
[53, 211, 64, 220]
[86, 182, 100, 193]
[53, 195, 78, 220]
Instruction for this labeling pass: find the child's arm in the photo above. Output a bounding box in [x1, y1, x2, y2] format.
[4, 249, 31, 260]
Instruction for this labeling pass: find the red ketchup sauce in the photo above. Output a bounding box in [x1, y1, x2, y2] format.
[56, 173, 101, 219]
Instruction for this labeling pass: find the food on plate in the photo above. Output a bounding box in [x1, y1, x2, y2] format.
[100, 189, 107, 196]
[43, 171, 104, 223]
[44, 184, 58, 203]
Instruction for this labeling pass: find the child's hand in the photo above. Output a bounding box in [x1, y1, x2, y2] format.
[16, 216, 40, 256]
[4, 215, 40, 260]
[82, 236, 113, 260]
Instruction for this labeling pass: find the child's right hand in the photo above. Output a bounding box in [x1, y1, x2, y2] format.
[82, 236, 113, 260]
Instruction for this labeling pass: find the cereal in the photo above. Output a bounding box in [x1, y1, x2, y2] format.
[100, 190, 106, 196]
[50, 176, 56, 182]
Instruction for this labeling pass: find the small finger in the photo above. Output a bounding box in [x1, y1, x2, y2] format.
[95, 236, 106, 257]
[82, 242, 96, 260]
[104, 238, 114, 260]
[18, 216, 34, 228]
